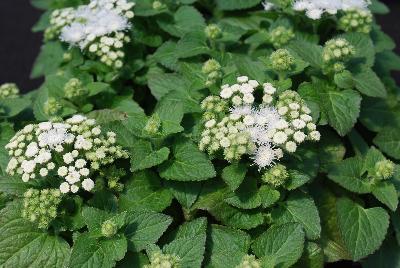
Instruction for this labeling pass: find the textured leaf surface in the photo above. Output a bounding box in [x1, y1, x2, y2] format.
[125, 210, 172, 252]
[119, 171, 173, 212]
[272, 192, 321, 240]
[205, 225, 251, 268]
[336, 198, 389, 261]
[0, 201, 70, 268]
[159, 139, 216, 181]
[252, 223, 305, 268]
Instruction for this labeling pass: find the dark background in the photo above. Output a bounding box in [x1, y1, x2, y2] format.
[0, 1, 399, 93]
[0, 1, 398, 268]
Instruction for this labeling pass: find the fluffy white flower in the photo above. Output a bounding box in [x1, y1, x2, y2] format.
[293, 131, 306, 143]
[21, 160, 36, 174]
[237, 76, 249, 83]
[58, 166, 68, 177]
[60, 182, 70, 193]
[251, 144, 280, 169]
[82, 178, 95, 191]
[70, 185, 79, 193]
[273, 131, 288, 144]
[285, 141, 297, 153]
[220, 87, 233, 99]
[25, 142, 39, 157]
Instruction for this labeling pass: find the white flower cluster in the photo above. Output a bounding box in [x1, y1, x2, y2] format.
[199, 76, 320, 170]
[5, 115, 128, 194]
[47, 0, 135, 69]
[293, 0, 370, 19]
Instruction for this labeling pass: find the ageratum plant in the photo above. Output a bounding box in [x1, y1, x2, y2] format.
[0, 0, 399, 267]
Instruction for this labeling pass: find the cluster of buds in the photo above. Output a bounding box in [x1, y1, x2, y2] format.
[261, 164, 289, 187]
[43, 97, 62, 117]
[270, 49, 295, 72]
[5, 115, 128, 194]
[44, 8, 75, 41]
[322, 38, 355, 73]
[99, 166, 126, 192]
[22, 188, 62, 229]
[0, 83, 19, 99]
[372, 159, 395, 181]
[144, 113, 162, 135]
[205, 24, 222, 40]
[274, 90, 320, 152]
[269, 26, 295, 48]
[47, 0, 135, 69]
[338, 9, 373, 33]
[64, 78, 88, 100]
[199, 115, 256, 162]
[101, 219, 118, 237]
[152, 1, 166, 10]
[236, 255, 261, 268]
[199, 76, 320, 170]
[144, 251, 181, 268]
[202, 59, 222, 86]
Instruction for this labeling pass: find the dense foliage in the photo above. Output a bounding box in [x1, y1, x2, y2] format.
[0, 0, 400, 267]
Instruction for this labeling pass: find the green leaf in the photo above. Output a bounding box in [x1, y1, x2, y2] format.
[165, 181, 201, 209]
[327, 156, 371, 193]
[373, 127, 400, 160]
[258, 185, 280, 208]
[158, 6, 205, 38]
[205, 224, 251, 268]
[294, 242, 324, 268]
[353, 68, 387, 98]
[159, 139, 216, 181]
[272, 192, 321, 240]
[125, 210, 172, 252]
[363, 237, 400, 268]
[0, 201, 70, 267]
[31, 42, 64, 78]
[163, 218, 207, 268]
[336, 198, 389, 261]
[234, 55, 268, 83]
[216, 0, 262, 10]
[130, 140, 170, 172]
[252, 223, 305, 268]
[70, 232, 127, 268]
[0, 97, 31, 118]
[119, 171, 173, 212]
[0, 176, 32, 196]
[193, 181, 264, 230]
[314, 189, 351, 262]
[224, 177, 261, 209]
[360, 98, 400, 132]
[371, 182, 399, 211]
[340, 32, 375, 68]
[286, 39, 323, 68]
[321, 89, 361, 136]
[148, 73, 187, 100]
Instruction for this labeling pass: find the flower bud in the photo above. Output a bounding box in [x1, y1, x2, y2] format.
[0, 83, 19, 99]
[144, 251, 180, 268]
[339, 9, 373, 34]
[144, 113, 162, 135]
[205, 24, 221, 40]
[270, 49, 295, 72]
[44, 97, 62, 116]
[269, 26, 295, 48]
[236, 255, 261, 268]
[101, 220, 118, 237]
[262, 164, 289, 187]
[374, 159, 395, 180]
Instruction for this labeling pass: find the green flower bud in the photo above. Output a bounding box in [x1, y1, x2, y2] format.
[144, 113, 162, 135]
[270, 49, 295, 72]
[144, 251, 181, 268]
[205, 24, 221, 40]
[22, 188, 62, 229]
[63, 52, 72, 62]
[339, 9, 373, 34]
[262, 164, 289, 187]
[0, 83, 19, 99]
[374, 159, 395, 180]
[269, 26, 295, 48]
[44, 97, 62, 116]
[202, 59, 221, 74]
[322, 38, 355, 64]
[101, 220, 118, 237]
[64, 78, 87, 99]
[236, 255, 261, 268]
[152, 1, 163, 10]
